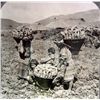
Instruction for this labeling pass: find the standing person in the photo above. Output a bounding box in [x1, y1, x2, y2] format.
[60, 46, 76, 91]
[53, 42, 76, 92]
[12, 26, 34, 82]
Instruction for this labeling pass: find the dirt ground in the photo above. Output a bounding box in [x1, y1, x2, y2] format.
[1, 30, 100, 99]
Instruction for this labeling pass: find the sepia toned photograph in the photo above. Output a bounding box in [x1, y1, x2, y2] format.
[1, 1, 100, 99]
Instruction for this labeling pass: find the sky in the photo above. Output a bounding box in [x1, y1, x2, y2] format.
[1, 2, 99, 23]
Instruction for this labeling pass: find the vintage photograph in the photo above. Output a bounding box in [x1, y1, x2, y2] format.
[1, 1, 100, 99]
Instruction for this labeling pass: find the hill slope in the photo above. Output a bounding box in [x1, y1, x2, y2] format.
[33, 9, 100, 28]
[1, 19, 23, 30]
[1, 9, 100, 30]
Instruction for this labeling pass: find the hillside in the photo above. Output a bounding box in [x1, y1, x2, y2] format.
[1, 9, 100, 31]
[1, 19, 23, 30]
[33, 9, 100, 28]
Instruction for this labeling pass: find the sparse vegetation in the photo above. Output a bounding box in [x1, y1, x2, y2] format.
[1, 9, 100, 99]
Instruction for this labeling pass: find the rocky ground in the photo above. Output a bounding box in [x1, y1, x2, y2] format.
[1, 30, 100, 99]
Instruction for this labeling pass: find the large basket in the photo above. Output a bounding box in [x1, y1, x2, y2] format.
[35, 76, 53, 90]
[64, 38, 85, 55]
[34, 64, 57, 90]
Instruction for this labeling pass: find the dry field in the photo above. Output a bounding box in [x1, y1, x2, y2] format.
[1, 29, 99, 99]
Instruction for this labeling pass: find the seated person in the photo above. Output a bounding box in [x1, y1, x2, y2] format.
[19, 59, 39, 85]
[27, 59, 39, 83]
[29, 59, 39, 76]
[40, 47, 56, 66]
